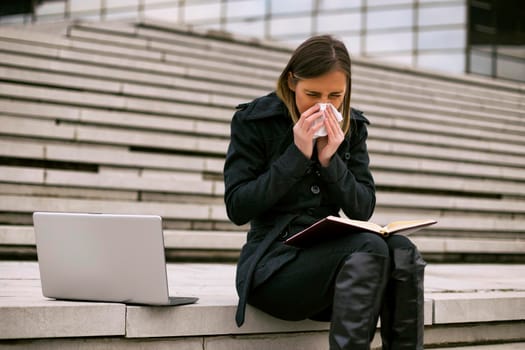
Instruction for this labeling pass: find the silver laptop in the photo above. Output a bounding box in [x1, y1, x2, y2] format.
[33, 211, 198, 306]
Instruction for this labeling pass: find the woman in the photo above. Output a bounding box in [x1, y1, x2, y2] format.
[223, 35, 426, 350]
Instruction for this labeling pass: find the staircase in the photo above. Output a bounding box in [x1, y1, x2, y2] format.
[0, 19, 524, 348]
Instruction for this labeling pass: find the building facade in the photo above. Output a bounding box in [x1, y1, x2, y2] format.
[1, 0, 523, 82]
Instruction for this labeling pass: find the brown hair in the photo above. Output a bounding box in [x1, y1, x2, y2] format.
[276, 35, 352, 134]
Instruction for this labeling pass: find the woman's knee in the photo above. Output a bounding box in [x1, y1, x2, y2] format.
[386, 234, 417, 251]
[308, 232, 389, 259]
[350, 232, 389, 257]
[385, 235, 426, 276]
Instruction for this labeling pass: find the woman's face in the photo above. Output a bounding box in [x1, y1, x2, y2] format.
[288, 69, 347, 115]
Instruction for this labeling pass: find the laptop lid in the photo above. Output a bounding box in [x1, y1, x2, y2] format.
[33, 211, 197, 306]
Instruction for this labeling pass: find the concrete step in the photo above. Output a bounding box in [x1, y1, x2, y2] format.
[1, 46, 522, 142]
[2, 130, 523, 200]
[0, 114, 229, 156]
[0, 47, 268, 99]
[85, 20, 525, 111]
[2, 225, 524, 263]
[0, 63, 243, 108]
[0, 27, 279, 88]
[73, 20, 292, 67]
[2, 24, 524, 122]
[0, 138, 225, 174]
[2, 104, 524, 171]
[372, 170, 525, 197]
[0, 194, 227, 224]
[352, 56, 525, 106]
[2, 90, 524, 152]
[354, 72, 525, 114]
[0, 98, 231, 138]
[67, 27, 281, 81]
[372, 153, 525, 182]
[0, 48, 521, 139]
[0, 22, 522, 243]
[433, 343, 525, 350]
[2, 120, 524, 190]
[0, 165, 222, 197]
[2, 161, 522, 218]
[353, 87, 525, 123]
[369, 109, 525, 146]
[1, 193, 524, 241]
[3, 161, 524, 201]
[0, 81, 234, 122]
[0, 261, 524, 348]
[77, 21, 525, 112]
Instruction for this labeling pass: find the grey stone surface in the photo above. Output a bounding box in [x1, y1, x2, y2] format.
[424, 322, 525, 347]
[0, 195, 222, 221]
[432, 292, 525, 324]
[434, 343, 525, 350]
[0, 300, 126, 339]
[1, 261, 524, 341]
[0, 337, 203, 349]
[2, 19, 524, 244]
[412, 236, 525, 254]
[204, 332, 331, 350]
[126, 304, 329, 338]
[2, 225, 524, 256]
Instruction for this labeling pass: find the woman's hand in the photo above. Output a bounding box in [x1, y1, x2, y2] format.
[316, 105, 344, 167]
[293, 104, 325, 159]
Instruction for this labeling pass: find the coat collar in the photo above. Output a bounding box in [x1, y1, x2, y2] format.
[235, 92, 286, 121]
[351, 108, 370, 124]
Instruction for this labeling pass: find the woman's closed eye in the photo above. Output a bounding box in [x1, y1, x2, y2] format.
[305, 92, 342, 99]
[306, 92, 320, 97]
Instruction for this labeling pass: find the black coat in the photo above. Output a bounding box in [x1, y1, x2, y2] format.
[223, 92, 376, 325]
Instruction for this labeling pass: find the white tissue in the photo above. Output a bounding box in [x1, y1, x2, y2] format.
[313, 103, 343, 139]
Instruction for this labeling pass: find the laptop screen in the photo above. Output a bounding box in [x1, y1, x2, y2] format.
[33, 212, 172, 305]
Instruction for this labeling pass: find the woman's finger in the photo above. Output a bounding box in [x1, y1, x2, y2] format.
[299, 104, 320, 123]
[302, 111, 325, 133]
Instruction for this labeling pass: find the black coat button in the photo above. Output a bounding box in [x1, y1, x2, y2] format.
[310, 185, 320, 194]
[279, 230, 289, 240]
[344, 152, 351, 160]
